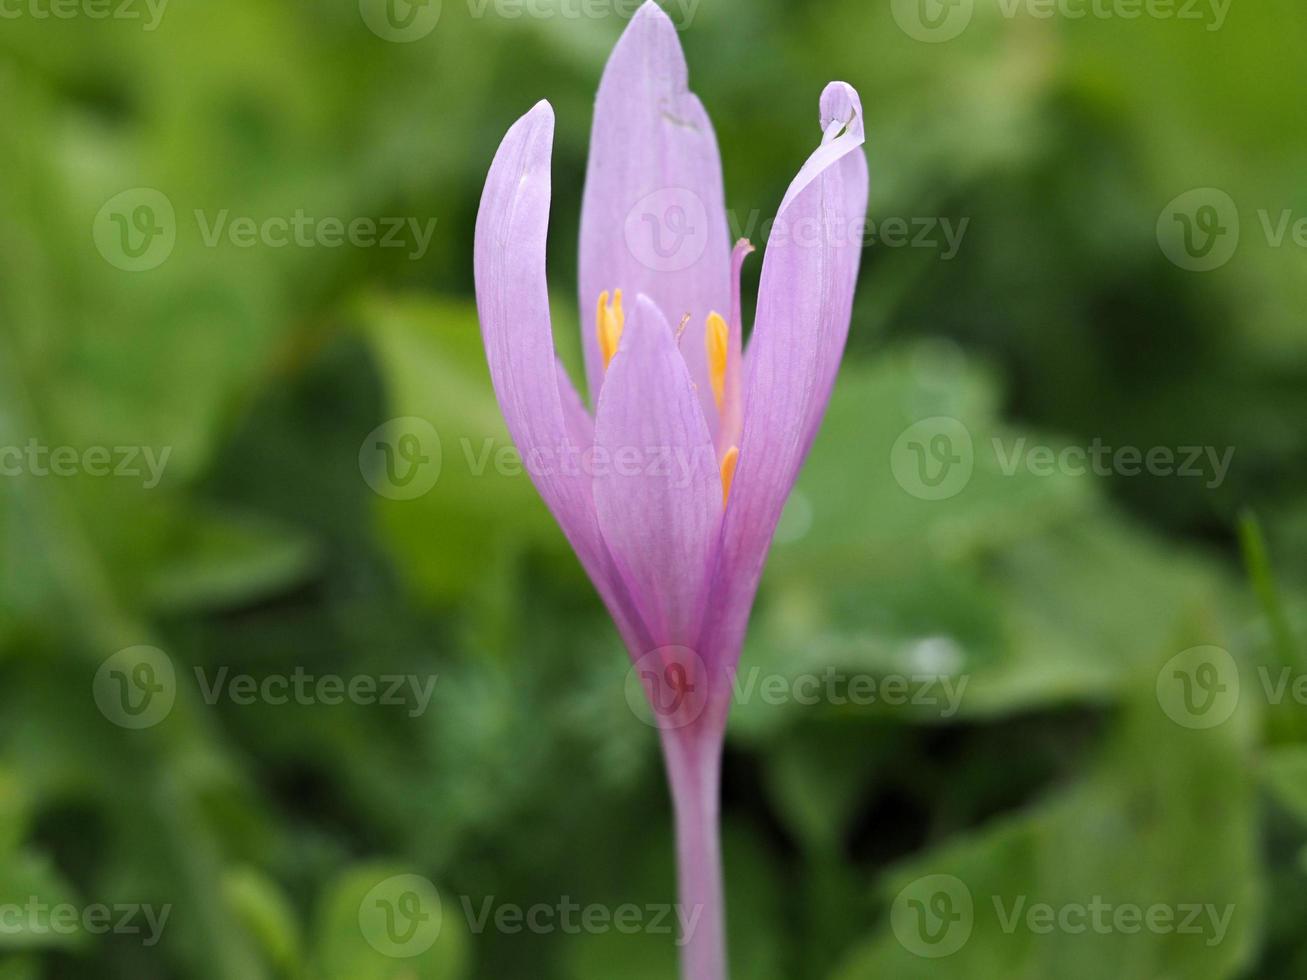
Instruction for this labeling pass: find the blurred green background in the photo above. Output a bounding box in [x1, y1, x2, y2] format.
[1, 0, 1305, 977]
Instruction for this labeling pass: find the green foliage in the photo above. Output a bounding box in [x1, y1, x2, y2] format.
[0, 0, 1303, 978]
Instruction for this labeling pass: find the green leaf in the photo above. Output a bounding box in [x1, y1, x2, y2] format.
[314, 863, 467, 980]
[0, 851, 82, 952]
[356, 293, 567, 603]
[223, 867, 303, 977]
[1263, 746, 1307, 826]
[143, 508, 320, 613]
[829, 682, 1260, 980]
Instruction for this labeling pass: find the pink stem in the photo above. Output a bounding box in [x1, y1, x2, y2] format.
[663, 729, 728, 980]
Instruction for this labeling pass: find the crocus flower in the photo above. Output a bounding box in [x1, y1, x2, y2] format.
[474, 4, 867, 977]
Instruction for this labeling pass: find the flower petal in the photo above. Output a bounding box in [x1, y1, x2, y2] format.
[475, 101, 648, 652]
[594, 294, 722, 648]
[578, 0, 731, 438]
[702, 81, 869, 666]
[716, 237, 754, 455]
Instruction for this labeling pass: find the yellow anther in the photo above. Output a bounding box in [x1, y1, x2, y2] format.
[705, 311, 728, 410]
[720, 445, 739, 505]
[597, 289, 625, 368]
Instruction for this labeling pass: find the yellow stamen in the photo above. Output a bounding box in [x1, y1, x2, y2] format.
[705, 311, 728, 410]
[720, 445, 739, 505]
[597, 289, 625, 368]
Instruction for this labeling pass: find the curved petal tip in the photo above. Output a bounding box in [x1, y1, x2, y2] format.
[820, 82, 864, 143]
[632, 0, 674, 28]
[521, 99, 554, 133]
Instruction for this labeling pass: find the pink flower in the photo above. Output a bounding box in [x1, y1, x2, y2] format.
[474, 4, 867, 976]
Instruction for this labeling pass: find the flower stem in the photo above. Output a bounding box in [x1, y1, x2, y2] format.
[663, 730, 727, 980]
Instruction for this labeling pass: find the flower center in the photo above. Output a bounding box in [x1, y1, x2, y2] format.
[597, 289, 625, 368]
[705, 311, 728, 410]
[596, 292, 740, 506]
[719, 444, 739, 505]
[704, 310, 740, 504]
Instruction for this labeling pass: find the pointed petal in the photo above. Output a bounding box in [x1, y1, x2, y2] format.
[579, 0, 731, 437]
[474, 101, 647, 651]
[594, 295, 721, 647]
[702, 82, 869, 666]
